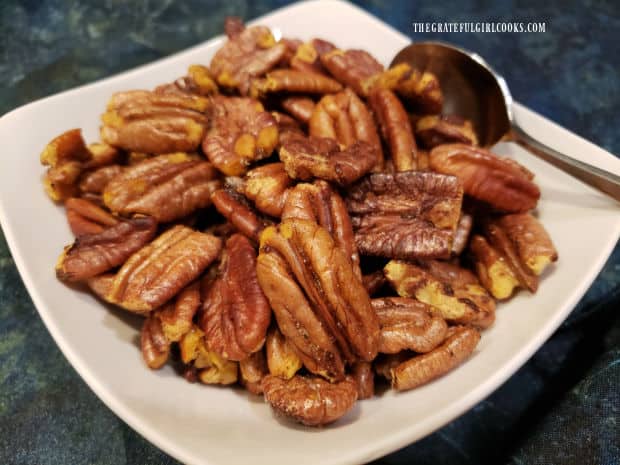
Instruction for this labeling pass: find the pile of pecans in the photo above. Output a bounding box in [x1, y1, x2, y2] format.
[42, 18, 558, 427]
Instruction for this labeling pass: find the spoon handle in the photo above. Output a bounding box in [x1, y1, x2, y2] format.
[510, 124, 620, 202]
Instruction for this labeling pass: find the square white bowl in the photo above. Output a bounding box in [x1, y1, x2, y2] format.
[1, 1, 619, 464]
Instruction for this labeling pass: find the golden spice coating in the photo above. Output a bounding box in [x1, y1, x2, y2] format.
[346, 171, 463, 260]
[210, 24, 287, 95]
[251, 69, 342, 98]
[469, 234, 520, 300]
[290, 38, 336, 75]
[385, 260, 495, 329]
[416, 114, 478, 149]
[280, 96, 316, 125]
[100, 90, 209, 154]
[201, 234, 271, 361]
[211, 188, 265, 241]
[265, 326, 303, 380]
[156, 64, 219, 98]
[202, 96, 279, 176]
[321, 49, 384, 96]
[242, 163, 292, 218]
[391, 326, 479, 391]
[368, 88, 417, 171]
[430, 144, 540, 213]
[65, 197, 119, 237]
[389, 63, 443, 114]
[103, 153, 220, 223]
[280, 136, 377, 186]
[56, 215, 157, 282]
[262, 374, 358, 426]
[373, 297, 448, 354]
[87, 226, 221, 314]
[239, 350, 269, 395]
[350, 361, 375, 400]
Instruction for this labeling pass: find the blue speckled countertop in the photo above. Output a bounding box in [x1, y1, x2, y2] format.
[0, 1, 618, 464]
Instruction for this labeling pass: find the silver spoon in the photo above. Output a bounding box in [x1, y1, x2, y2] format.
[391, 41, 620, 202]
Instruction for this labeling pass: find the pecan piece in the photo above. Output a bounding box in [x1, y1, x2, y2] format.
[388, 63, 443, 114]
[281, 96, 316, 125]
[272, 111, 306, 147]
[469, 234, 520, 300]
[202, 96, 279, 176]
[103, 153, 220, 223]
[239, 350, 269, 395]
[368, 88, 417, 171]
[321, 49, 384, 96]
[279, 136, 377, 186]
[210, 23, 286, 95]
[87, 226, 221, 313]
[309, 88, 382, 169]
[290, 38, 336, 75]
[65, 197, 119, 237]
[362, 270, 387, 296]
[384, 260, 495, 328]
[262, 374, 358, 426]
[56, 215, 157, 282]
[265, 326, 302, 380]
[373, 297, 448, 354]
[141, 282, 201, 369]
[350, 361, 374, 400]
[391, 326, 480, 391]
[179, 325, 238, 385]
[159, 64, 219, 97]
[416, 115, 478, 149]
[452, 213, 473, 256]
[242, 163, 292, 217]
[251, 69, 342, 98]
[100, 90, 209, 154]
[78, 165, 124, 195]
[430, 144, 540, 213]
[211, 188, 265, 241]
[346, 171, 463, 260]
[201, 234, 271, 361]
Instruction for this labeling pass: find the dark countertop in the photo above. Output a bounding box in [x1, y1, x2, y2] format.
[0, 1, 618, 464]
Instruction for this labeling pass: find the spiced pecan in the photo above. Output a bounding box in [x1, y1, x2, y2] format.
[265, 326, 302, 380]
[202, 96, 279, 176]
[469, 234, 520, 300]
[65, 197, 119, 237]
[373, 297, 448, 354]
[277, 37, 303, 67]
[368, 88, 417, 171]
[384, 260, 495, 328]
[251, 69, 342, 98]
[272, 111, 306, 146]
[141, 282, 201, 369]
[262, 374, 358, 426]
[391, 326, 480, 391]
[78, 165, 124, 196]
[257, 220, 380, 380]
[201, 234, 271, 361]
[320, 49, 384, 96]
[100, 90, 209, 154]
[103, 153, 220, 223]
[416, 115, 478, 149]
[210, 23, 286, 95]
[388, 63, 443, 114]
[242, 163, 292, 217]
[279, 136, 377, 186]
[157, 65, 219, 97]
[373, 352, 412, 381]
[350, 361, 374, 400]
[362, 270, 387, 296]
[346, 171, 463, 260]
[56, 215, 157, 282]
[211, 188, 265, 241]
[430, 144, 540, 213]
[85, 143, 122, 168]
[281, 96, 316, 125]
[87, 226, 221, 313]
[224, 16, 245, 39]
[239, 350, 269, 395]
[452, 213, 473, 256]
[290, 38, 336, 75]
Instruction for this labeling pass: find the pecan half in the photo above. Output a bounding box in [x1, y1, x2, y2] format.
[87, 226, 221, 313]
[202, 96, 279, 176]
[239, 350, 269, 395]
[430, 144, 540, 213]
[251, 69, 342, 98]
[103, 153, 220, 223]
[242, 163, 292, 217]
[179, 325, 238, 385]
[281, 96, 316, 125]
[279, 136, 377, 186]
[257, 220, 380, 380]
[350, 361, 374, 400]
[78, 165, 124, 196]
[469, 234, 520, 300]
[141, 282, 201, 369]
[391, 326, 480, 391]
[210, 23, 286, 95]
[309, 88, 382, 169]
[211, 188, 265, 241]
[368, 88, 417, 171]
[416, 115, 478, 149]
[56, 215, 157, 282]
[384, 259, 495, 328]
[201, 234, 271, 361]
[320, 49, 384, 96]
[290, 38, 336, 75]
[100, 90, 209, 154]
[346, 171, 463, 260]
[65, 197, 119, 237]
[373, 297, 448, 354]
[262, 374, 358, 426]
[265, 326, 302, 380]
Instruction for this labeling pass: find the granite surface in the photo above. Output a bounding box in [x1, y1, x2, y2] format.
[0, 0, 619, 464]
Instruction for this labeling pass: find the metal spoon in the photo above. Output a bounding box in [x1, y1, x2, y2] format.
[391, 41, 620, 202]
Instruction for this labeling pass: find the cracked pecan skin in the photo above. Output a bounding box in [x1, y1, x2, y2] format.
[346, 171, 463, 260]
[257, 219, 379, 381]
[100, 90, 209, 154]
[201, 234, 271, 361]
[279, 136, 377, 186]
[56, 215, 157, 282]
[262, 374, 358, 426]
[103, 153, 221, 223]
[88, 226, 221, 314]
[430, 144, 540, 213]
[202, 96, 279, 176]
